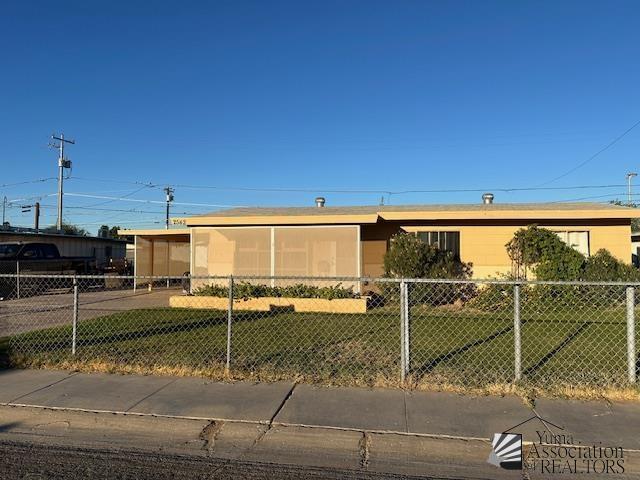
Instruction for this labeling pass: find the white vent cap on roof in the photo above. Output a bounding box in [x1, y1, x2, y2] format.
[482, 193, 494, 204]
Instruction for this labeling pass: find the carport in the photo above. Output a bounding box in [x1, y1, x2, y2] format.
[119, 229, 190, 283]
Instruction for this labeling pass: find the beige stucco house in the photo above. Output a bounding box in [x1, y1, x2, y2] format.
[120, 200, 640, 287]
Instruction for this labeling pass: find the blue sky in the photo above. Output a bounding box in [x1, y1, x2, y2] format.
[1, 1, 640, 233]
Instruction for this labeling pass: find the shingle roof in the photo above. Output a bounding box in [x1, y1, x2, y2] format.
[190, 202, 634, 218]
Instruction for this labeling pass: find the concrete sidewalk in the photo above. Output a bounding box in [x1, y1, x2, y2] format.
[1, 369, 639, 479]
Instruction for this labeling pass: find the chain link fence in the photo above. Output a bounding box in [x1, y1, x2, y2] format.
[0, 273, 637, 389]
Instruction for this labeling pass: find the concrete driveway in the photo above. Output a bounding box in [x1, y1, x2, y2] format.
[0, 288, 178, 337]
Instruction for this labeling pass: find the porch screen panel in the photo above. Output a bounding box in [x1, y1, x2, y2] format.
[274, 226, 359, 288]
[168, 241, 190, 276]
[135, 237, 152, 285]
[191, 227, 271, 289]
[152, 240, 169, 277]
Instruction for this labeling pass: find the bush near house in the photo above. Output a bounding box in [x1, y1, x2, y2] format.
[381, 232, 473, 305]
[193, 282, 359, 300]
[506, 225, 585, 281]
[471, 226, 640, 310]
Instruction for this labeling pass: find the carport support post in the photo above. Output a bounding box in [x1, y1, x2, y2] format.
[225, 276, 234, 375]
[400, 280, 410, 382]
[72, 276, 79, 356]
[513, 284, 522, 382]
[626, 286, 636, 384]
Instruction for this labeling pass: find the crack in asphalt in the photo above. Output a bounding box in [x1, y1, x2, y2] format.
[359, 432, 372, 469]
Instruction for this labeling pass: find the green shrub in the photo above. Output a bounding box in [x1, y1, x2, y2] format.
[582, 249, 640, 282]
[472, 228, 640, 310]
[506, 225, 585, 281]
[467, 275, 515, 311]
[381, 232, 473, 305]
[193, 282, 358, 300]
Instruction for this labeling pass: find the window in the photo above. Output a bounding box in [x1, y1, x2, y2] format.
[40, 244, 58, 259]
[417, 231, 460, 258]
[19, 245, 41, 259]
[0, 244, 20, 258]
[554, 231, 590, 256]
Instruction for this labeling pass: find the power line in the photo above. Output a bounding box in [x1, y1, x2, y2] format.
[63, 192, 247, 208]
[67, 176, 631, 196]
[537, 118, 640, 186]
[36, 204, 208, 215]
[82, 184, 154, 208]
[0, 177, 57, 189]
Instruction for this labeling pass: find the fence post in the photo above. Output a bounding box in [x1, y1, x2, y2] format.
[72, 276, 79, 356]
[400, 280, 410, 382]
[16, 261, 20, 299]
[225, 276, 234, 375]
[513, 283, 522, 382]
[626, 286, 636, 384]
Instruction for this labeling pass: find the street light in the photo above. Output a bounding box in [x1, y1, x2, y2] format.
[627, 172, 638, 205]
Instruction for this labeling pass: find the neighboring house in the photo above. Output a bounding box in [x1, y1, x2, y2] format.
[120, 198, 640, 289]
[0, 229, 127, 268]
[632, 231, 640, 267]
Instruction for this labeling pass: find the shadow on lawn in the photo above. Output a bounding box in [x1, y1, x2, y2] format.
[411, 322, 519, 382]
[523, 320, 591, 377]
[9, 310, 266, 353]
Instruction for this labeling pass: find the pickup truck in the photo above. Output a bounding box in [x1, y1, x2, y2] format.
[0, 242, 97, 299]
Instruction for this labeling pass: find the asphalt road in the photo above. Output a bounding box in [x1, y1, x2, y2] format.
[0, 440, 432, 480]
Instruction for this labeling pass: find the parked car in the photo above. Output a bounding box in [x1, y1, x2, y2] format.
[0, 242, 97, 299]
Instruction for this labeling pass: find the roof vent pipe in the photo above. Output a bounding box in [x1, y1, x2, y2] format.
[482, 193, 494, 204]
[315, 197, 326, 208]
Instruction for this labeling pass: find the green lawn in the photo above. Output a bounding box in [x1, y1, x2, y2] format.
[5, 303, 633, 388]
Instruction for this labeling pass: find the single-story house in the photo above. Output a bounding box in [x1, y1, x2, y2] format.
[120, 197, 640, 289]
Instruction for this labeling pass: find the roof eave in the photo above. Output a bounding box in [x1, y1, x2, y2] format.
[379, 209, 640, 220]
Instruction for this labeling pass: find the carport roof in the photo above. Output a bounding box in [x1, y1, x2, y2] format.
[116, 228, 190, 238]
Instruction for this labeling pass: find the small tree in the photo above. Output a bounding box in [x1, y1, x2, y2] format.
[43, 223, 88, 236]
[97, 225, 123, 239]
[505, 225, 585, 280]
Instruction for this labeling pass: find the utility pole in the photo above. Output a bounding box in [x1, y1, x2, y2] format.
[51, 133, 75, 231]
[34, 202, 40, 232]
[627, 172, 638, 206]
[164, 186, 174, 229]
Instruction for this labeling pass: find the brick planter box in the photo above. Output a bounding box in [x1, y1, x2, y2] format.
[169, 295, 368, 314]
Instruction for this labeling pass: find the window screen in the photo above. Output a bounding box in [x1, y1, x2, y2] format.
[191, 226, 359, 289]
[417, 231, 460, 258]
[274, 226, 359, 287]
[191, 227, 271, 289]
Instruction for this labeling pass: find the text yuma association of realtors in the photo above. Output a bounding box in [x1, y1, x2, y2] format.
[527, 431, 625, 475]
